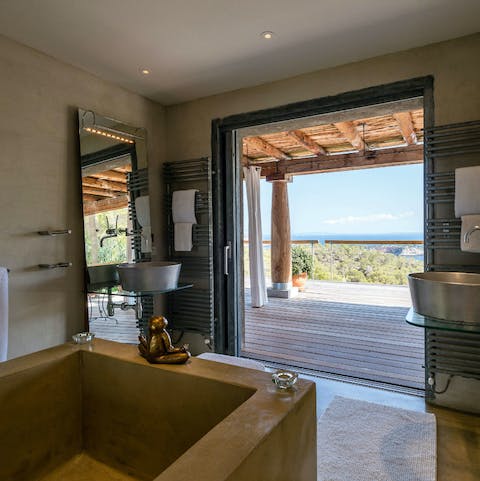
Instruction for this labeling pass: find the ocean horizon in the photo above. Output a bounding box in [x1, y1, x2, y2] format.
[258, 232, 423, 243]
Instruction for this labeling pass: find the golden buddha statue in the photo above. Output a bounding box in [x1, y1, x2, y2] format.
[138, 316, 191, 364]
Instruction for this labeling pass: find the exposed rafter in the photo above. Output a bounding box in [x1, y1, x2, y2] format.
[393, 111, 418, 145]
[89, 170, 127, 183]
[244, 136, 291, 161]
[82, 186, 118, 198]
[261, 145, 423, 181]
[83, 195, 129, 216]
[287, 130, 327, 155]
[333, 121, 365, 151]
[82, 177, 127, 193]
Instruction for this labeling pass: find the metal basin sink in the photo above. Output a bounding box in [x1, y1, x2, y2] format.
[87, 264, 120, 289]
[408, 272, 480, 323]
[117, 261, 181, 292]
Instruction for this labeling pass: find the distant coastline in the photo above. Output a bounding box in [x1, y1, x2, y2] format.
[260, 232, 424, 243]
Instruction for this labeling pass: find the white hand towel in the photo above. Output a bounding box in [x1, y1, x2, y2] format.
[455, 166, 480, 217]
[0, 267, 8, 362]
[174, 223, 194, 252]
[172, 190, 197, 223]
[461, 215, 480, 252]
[135, 195, 151, 227]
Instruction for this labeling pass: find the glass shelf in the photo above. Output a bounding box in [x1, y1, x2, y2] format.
[406, 307, 480, 334]
[87, 284, 193, 298]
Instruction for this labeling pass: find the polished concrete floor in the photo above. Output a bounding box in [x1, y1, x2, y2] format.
[308, 374, 480, 481]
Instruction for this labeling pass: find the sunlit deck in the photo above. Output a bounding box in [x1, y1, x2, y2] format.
[242, 280, 425, 390]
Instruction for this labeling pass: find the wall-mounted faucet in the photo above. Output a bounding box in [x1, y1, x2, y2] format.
[464, 225, 480, 244]
[100, 215, 129, 247]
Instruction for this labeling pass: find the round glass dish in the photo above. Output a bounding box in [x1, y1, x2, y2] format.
[272, 369, 298, 389]
[72, 332, 95, 344]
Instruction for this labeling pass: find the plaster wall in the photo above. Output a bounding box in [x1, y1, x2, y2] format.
[0, 34, 166, 359]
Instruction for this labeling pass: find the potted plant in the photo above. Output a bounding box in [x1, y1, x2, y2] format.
[291, 245, 313, 289]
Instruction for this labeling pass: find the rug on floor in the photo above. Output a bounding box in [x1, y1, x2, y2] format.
[317, 396, 436, 481]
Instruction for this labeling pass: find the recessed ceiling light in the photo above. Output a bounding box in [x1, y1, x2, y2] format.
[140, 68, 151, 75]
[261, 31, 274, 39]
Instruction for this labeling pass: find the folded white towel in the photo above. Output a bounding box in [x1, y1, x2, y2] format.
[455, 166, 480, 217]
[0, 267, 8, 362]
[461, 215, 480, 253]
[174, 223, 194, 252]
[172, 190, 197, 223]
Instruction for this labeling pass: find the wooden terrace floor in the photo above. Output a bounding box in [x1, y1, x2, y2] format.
[242, 281, 425, 390]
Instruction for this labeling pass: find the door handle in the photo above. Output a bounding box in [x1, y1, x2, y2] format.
[224, 243, 231, 275]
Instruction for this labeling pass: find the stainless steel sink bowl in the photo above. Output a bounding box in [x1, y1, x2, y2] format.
[408, 272, 480, 323]
[87, 264, 120, 289]
[117, 261, 181, 292]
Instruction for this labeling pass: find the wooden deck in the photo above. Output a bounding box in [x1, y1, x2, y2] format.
[242, 281, 425, 390]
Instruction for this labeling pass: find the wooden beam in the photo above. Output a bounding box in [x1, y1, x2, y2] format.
[287, 130, 327, 155]
[333, 121, 365, 151]
[244, 136, 291, 161]
[82, 177, 127, 192]
[113, 165, 132, 173]
[393, 111, 417, 145]
[83, 194, 100, 202]
[89, 170, 127, 182]
[82, 186, 118, 198]
[83, 195, 129, 216]
[261, 145, 423, 180]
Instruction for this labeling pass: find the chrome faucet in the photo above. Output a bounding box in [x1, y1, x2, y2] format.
[99, 215, 128, 247]
[464, 225, 480, 244]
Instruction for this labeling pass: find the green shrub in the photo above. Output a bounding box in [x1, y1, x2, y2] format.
[292, 245, 313, 276]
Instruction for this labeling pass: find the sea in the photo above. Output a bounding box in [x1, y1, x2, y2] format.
[259, 232, 424, 261]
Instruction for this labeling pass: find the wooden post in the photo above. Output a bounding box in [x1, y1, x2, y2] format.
[270, 179, 292, 293]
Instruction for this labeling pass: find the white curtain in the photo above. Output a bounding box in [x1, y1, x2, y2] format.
[244, 166, 268, 307]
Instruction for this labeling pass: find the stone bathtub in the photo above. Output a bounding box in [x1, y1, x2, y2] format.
[0, 339, 316, 481]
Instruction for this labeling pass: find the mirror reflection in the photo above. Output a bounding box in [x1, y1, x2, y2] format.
[78, 109, 148, 343]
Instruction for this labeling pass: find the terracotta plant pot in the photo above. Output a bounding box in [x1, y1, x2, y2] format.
[292, 272, 308, 289]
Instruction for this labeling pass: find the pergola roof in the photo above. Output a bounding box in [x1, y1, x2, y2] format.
[82, 164, 131, 215]
[242, 108, 424, 180]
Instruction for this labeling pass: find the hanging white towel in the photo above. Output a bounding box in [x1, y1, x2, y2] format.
[135, 196, 152, 253]
[461, 215, 480, 252]
[172, 190, 197, 223]
[0, 267, 8, 362]
[174, 223, 193, 251]
[172, 189, 198, 252]
[455, 166, 480, 217]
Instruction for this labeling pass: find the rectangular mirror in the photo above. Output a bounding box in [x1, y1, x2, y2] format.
[78, 109, 149, 343]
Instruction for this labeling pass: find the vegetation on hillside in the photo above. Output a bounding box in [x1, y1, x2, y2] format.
[244, 243, 423, 286]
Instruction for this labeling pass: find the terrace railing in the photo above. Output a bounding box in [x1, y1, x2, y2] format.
[244, 239, 424, 284]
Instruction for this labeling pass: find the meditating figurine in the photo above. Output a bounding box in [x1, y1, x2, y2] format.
[138, 316, 191, 364]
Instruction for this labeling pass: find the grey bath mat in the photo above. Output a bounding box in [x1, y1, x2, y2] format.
[317, 396, 436, 481]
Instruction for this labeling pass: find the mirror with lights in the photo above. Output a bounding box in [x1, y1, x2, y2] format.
[78, 109, 149, 340]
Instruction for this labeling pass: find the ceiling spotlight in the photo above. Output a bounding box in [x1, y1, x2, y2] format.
[261, 31, 274, 39]
[140, 68, 151, 75]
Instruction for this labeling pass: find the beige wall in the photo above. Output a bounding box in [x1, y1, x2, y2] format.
[165, 33, 480, 161]
[0, 34, 166, 359]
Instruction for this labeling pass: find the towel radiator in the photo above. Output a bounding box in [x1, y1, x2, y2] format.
[163, 158, 214, 345]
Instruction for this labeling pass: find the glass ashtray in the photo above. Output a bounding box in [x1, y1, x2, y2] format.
[72, 332, 95, 344]
[272, 369, 298, 389]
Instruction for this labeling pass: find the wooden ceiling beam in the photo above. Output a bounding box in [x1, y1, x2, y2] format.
[83, 195, 129, 216]
[82, 186, 119, 198]
[244, 136, 291, 161]
[89, 170, 127, 182]
[261, 145, 423, 181]
[333, 121, 365, 151]
[82, 177, 127, 192]
[393, 111, 417, 145]
[287, 130, 327, 155]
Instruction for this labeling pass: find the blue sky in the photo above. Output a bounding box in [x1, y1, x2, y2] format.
[244, 164, 423, 236]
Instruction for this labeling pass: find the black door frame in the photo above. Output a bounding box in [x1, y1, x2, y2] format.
[212, 76, 434, 355]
